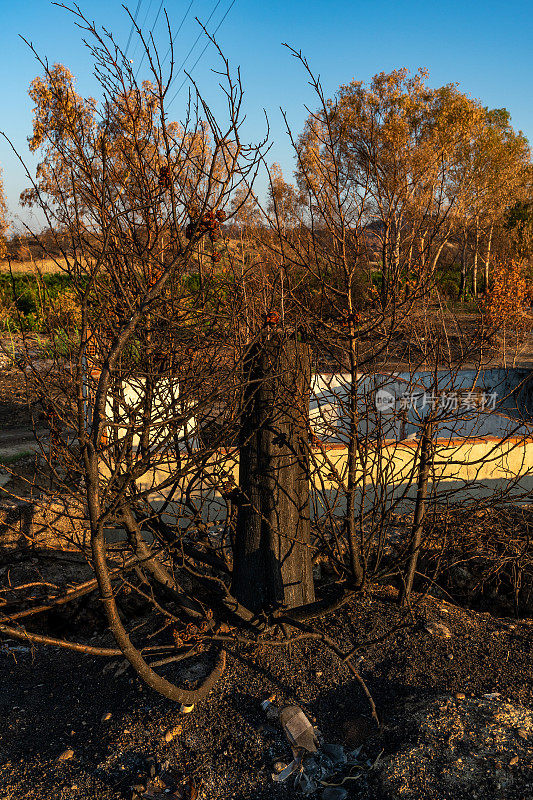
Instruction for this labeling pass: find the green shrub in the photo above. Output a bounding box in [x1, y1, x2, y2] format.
[0, 273, 74, 332]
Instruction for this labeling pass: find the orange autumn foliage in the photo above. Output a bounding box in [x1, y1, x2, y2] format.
[483, 260, 530, 331]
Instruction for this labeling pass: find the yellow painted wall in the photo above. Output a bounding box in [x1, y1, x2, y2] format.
[125, 436, 533, 498]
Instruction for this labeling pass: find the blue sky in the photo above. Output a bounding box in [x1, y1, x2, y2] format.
[1, 0, 532, 230]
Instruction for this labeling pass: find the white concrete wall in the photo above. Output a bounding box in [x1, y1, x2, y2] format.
[103, 377, 197, 454]
[100, 370, 533, 518]
[309, 369, 533, 444]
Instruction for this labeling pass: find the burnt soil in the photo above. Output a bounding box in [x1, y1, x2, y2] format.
[0, 583, 531, 800]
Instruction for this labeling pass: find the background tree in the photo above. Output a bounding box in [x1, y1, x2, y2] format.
[296, 68, 489, 308]
[453, 107, 530, 297]
[482, 258, 530, 365]
[267, 161, 302, 230]
[20, 63, 96, 216]
[505, 197, 533, 261]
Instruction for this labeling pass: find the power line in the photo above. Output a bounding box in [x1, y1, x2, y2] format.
[135, 0, 166, 78]
[125, 0, 143, 56]
[130, 0, 155, 61]
[167, 0, 237, 110]
[166, 0, 224, 94]
[139, 0, 156, 31]
[162, 0, 197, 68]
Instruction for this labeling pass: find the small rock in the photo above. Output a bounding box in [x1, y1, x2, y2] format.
[58, 748, 74, 762]
[101, 712, 112, 722]
[509, 756, 519, 766]
[454, 692, 466, 700]
[424, 622, 452, 639]
[273, 761, 287, 774]
[146, 759, 157, 778]
[164, 724, 182, 743]
[114, 660, 129, 678]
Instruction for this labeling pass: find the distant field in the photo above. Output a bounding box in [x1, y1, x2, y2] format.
[0, 258, 69, 275]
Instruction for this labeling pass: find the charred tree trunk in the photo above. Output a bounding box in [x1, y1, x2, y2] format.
[400, 419, 433, 604]
[232, 335, 315, 613]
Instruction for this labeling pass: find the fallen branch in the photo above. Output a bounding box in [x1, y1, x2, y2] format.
[0, 622, 178, 657]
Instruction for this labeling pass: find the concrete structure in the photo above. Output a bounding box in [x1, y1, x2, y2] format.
[309, 368, 533, 443]
[122, 369, 533, 529]
[102, 376, 198, 453]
